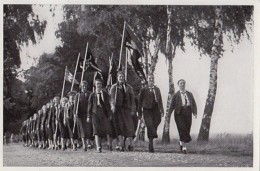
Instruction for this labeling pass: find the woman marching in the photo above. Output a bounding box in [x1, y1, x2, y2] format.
[138, 74, 164, 153]
[110, 71, 136, 151]
[40, 105, 48, 149]
[64, 91, 77, 151]
[56, 97, 69, 150]
[87, 78, 112, 153]
[46, 100, 55, 149]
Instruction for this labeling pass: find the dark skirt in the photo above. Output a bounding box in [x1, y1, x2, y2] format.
[143, 104, 161, 139]
[110, 119, 117, 139]
[174, 106, 192, 143]
[58, 121, 69, 138]
[46, 124, 54, 140]
[36, 130, 41, 141]
[64, 119, 74, 139]
[113, 106, 135, 137]
[40, 125, 47, 141]
[92, 106, 111, 137]
[76, 116, 93, 139]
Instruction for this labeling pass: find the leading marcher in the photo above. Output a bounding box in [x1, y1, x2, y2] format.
[168, 79, 197, 154]
[138, 74, 164, 153]
[110, 71, 136, 151]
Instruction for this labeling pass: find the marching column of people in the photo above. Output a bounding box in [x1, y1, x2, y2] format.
[20, 77, 197, 154]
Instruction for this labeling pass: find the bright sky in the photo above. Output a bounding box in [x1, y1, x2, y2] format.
[19, 5, 254, 137]
[19, 5, 63, 72]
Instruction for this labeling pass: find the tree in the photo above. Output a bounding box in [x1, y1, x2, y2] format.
[160, 6, 194, 143]
[184, 6, 253, 141]
[3, 5, 46, 132]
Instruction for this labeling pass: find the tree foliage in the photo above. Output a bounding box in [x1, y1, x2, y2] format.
[3, 5, 47, 133]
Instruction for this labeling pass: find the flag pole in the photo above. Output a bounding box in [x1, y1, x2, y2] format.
[125, 48, 128, 81]
[80, 43, 89, 83]
[61, 66, 67, 98]
[118, 21, 126, 70]
[93, 58, 98, 92]
[107, 53, 113, 86]
[71, 53, 80, 91]
[73, 43, 89, 133]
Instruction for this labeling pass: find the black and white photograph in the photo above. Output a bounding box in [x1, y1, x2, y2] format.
[2, 1, 258, 169]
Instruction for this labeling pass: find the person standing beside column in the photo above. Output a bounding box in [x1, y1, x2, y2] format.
[168, 79, 197, 154]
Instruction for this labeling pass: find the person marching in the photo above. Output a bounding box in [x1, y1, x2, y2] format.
[74, 81, 93, 151]
[32, 113, 38, 147]
[138, 74, 164, 153]
[110, 71, 136, 151]
[64, 91, 77, 151]
[87, 78, 112, 153]
[36, 110, 43, 148]
[28, 116, 33, 147]
[168, 79, 197, 154]
[53, 96, 61, 150]
[57, 97, 69, 151]
[41, 105, 48, 149]
[46, 100, 55, 149]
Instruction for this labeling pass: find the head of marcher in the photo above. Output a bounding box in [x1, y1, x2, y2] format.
[80, 81, 88, 93]
[117, 71, 125, 85]
[38, 109, 42, 115]
[68, 91, 76, 103]
[60, 97, 68, 107]
[46, 102, 50, 109]
[148, 74, 155, 88]
[53, 96, 60, 106]
[42, 105, 47, 113]
[33, 113, 38, 119]
[178, 79, 186, 92]
[95, 78, 103, 92]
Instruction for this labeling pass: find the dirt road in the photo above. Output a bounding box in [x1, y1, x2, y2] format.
[3, 144, 252, 167]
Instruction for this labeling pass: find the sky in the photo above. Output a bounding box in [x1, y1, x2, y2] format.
[19, 5, 254, 138]
[19, 5, 63, 71]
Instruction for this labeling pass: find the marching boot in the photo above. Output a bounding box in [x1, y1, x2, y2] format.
[149, 138, 154, 153]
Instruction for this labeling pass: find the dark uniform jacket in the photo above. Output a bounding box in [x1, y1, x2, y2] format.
[87, 91, 112, 119]
[138, 85, 164, 117]
[110, 82, 135, 113]
[168, 90, 197, 115]
[75, 91, 91, 118]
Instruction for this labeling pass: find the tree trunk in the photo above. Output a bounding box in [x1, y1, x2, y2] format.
[162, 6, 175, 143]
[197, 6, 223, 141]
[143, 41, 149, 77]
[150, 33, 161, 74]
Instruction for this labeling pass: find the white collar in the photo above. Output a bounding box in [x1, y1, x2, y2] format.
[148, 85, 155, 89]
[180, 90, 187, 94]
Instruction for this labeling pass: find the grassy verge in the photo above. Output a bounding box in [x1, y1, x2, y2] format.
[133, 133, 253, 156]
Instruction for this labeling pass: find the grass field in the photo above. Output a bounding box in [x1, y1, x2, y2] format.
[133, 133, 253, 156]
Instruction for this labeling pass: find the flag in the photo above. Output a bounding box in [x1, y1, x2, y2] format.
[124, 23, 147, 83]
[65, 67, 79, 85]
[77, 48, 102, 73]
